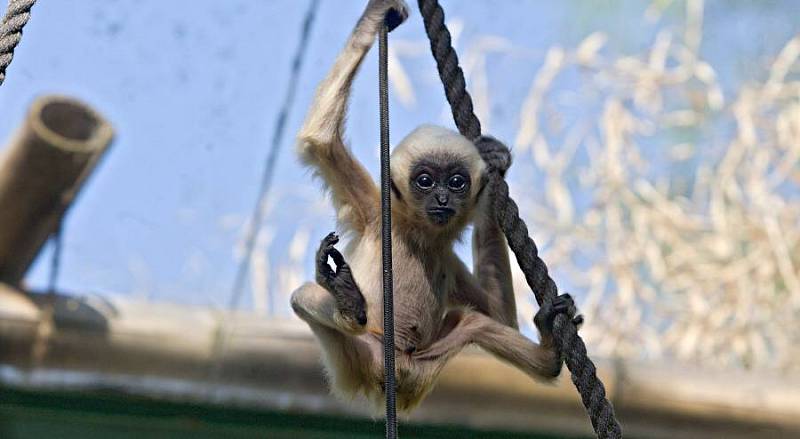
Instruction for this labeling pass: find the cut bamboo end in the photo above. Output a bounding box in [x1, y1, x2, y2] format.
[29, 95, 115, 154]
[0, 95, 115, 285]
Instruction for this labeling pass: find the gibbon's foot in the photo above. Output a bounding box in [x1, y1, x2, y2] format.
[534, 293, 583, 341]
[316, 232, 368, 331]
[367, 0, 410, 32]
[552, 293, 583, 328]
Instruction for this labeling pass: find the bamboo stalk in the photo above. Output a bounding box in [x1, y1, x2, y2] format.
[0, 95, 114, 285]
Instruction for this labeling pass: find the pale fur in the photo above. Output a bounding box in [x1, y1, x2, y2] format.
[290, 0, 561, 414]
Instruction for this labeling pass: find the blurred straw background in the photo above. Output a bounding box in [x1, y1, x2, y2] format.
[242, 0, 799, 375]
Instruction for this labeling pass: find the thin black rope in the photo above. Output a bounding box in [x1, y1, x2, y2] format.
[48, 222, 62, 294]
[228, 0, 319, 311]
[0, 0, 35, 86]
[416, 0, 622, 437]
[208, 0, 320, 382]
[378, 21, 398, 439]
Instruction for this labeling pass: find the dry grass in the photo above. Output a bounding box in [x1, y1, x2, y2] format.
[507, 0, 800, 373]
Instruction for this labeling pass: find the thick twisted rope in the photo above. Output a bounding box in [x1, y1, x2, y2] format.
[417, 1, 622, 437]
[0, 0, 35, 86]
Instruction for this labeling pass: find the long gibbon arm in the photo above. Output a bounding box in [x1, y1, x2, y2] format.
[472, 202, 518, 326]
[297, 2, 406, 233]
[448, 194, 518, 328]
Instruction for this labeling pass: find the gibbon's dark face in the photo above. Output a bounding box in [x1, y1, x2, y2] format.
[407, 156, 472, 226]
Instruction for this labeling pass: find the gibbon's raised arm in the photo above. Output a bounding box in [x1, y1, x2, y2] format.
[296, 2, 407, 233]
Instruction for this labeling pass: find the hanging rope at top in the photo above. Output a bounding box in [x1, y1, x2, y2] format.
[0, 0, 36, 86]
[415, 0, 623, 437]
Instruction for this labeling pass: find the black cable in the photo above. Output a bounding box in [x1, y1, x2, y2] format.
[228, 0, 320, 311]
[48, 222, 62, 294]
[416, 0, 622, 437]
[378, 20, 398, 439]
[209, 0, 321, 382]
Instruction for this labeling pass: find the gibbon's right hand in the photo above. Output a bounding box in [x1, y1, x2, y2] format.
[367, 0, 410, 32]
[316, 232, 368, 326]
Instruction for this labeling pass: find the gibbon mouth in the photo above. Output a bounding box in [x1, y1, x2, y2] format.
[427, 207, 455, 224]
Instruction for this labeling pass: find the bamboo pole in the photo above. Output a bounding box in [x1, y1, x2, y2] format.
[0, 286, 798, 438]
[0, 95, 114, 285]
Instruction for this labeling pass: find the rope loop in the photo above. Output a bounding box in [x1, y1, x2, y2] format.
[473, 135, 512, 176]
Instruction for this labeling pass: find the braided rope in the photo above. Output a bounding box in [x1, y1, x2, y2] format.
[417, 1, 622, 437]
[0, 0, 35, 86]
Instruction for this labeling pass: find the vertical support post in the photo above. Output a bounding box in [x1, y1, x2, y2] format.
[378, 22, 397, 439]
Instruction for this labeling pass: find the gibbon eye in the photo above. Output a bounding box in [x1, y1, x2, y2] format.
[416, 173, 434, 190]
[447, 174, 467, 191]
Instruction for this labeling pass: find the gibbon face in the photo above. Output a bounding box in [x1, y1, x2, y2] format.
[408, 154, 472, 226]
[391, 125, 486, 230]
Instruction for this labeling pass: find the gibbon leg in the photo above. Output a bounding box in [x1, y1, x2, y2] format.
[468, 311, 562, 379]
[291, 282, 365, 336]
[415, 298, 581, 380]
[291, 282, 378, 392]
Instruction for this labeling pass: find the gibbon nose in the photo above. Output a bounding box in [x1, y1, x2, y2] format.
[436, 193, 449, 206]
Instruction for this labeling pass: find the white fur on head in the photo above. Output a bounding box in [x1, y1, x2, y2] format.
[390, 124, 485, 202]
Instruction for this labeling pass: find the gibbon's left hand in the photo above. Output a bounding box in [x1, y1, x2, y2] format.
[316, 232, 368, 327]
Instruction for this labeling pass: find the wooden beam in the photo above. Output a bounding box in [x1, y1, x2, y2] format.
[0, 286, 798, 438]
[0, 95, 114, 285]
